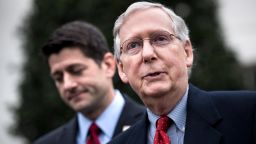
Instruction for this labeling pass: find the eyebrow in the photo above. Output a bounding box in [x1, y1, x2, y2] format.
[132, 30, 172, 38]
[51, 63, 85, 76]
[51, 71, 62, 79]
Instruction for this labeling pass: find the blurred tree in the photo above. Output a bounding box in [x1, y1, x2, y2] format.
[13, 0, 245, 143]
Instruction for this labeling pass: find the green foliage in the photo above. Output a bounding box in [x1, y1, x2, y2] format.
[14, 0, 245, 143]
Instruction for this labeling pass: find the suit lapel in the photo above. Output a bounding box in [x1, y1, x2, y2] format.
[125, 114, 149, 144]
[56, 94, 144, 144]
[58, 118, 78, 144]
[113, 94, 145, 137]
[184, 84, 222, 144]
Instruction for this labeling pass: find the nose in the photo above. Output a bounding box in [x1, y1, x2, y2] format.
[142, 40, 157, 63]
[63, 74, 77, 91]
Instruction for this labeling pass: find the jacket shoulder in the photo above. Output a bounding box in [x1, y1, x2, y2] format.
[33, 125, 65, 144]
[109, 113, 148, 144]
[33, 118, 76, 144]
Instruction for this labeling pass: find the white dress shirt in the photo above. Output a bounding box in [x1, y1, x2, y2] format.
[147, 87, 188, 144]
[76, 90, 125, 144]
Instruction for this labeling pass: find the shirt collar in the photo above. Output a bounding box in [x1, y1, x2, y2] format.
[77, 90, 125, 141]
[147, 86, 188, 132]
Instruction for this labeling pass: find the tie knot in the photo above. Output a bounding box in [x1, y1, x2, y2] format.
[156, 115, 171, 132]
[87, 122, 101, 144]
[89, 123, 101, 135]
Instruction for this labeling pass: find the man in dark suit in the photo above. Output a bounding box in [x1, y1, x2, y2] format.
[110, 1, 256, 144]
[34, 21, 144, 144]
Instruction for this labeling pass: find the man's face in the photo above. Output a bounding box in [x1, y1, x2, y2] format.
[49, 47, 115, 116]
[117, 8, 193, 110]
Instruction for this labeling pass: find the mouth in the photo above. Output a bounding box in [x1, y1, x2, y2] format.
[142, 71, 166, 79]
[67, 93, 79, 101]
[67, 89, 88, 101]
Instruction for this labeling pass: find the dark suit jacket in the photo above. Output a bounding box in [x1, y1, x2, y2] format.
[109, 84, 256, 144]
[33, 94, 145, 144]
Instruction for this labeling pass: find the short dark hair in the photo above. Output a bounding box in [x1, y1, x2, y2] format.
[42, 21, 109, 65]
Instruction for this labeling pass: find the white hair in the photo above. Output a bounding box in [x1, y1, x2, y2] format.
[113, 1, 190, 61]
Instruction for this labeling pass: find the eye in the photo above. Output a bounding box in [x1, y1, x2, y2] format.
[69, 67, 84, 75]
[152, 34, 170, 45]
[122, 38, 142, 55]
[126, 40, 141, 50]
[52, 73, 63, 83]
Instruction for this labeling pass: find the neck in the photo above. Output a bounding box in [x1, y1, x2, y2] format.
[82, 88, 115, 120]
[146, 84, 188, 116]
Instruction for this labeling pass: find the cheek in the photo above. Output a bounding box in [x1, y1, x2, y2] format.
[162, 53, 186, 77]
[122, 63, 141, 87]
[56, 84, 65, 97]
[121, 61, 133, 76]
[171, 61, 188, 81]
[123, 63, 139, 81]
[55, 83, 61, 92]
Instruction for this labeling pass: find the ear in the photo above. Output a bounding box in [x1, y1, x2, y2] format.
[117, 60, 129, 83]
[101, 52, 116, 78]
[183, 40, 194, 68]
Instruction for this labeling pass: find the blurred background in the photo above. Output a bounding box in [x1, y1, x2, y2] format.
[0, 0, 255, 143]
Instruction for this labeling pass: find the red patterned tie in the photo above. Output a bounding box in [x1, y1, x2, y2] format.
[154, 115, 171, 144]
[86, 123, 101, 144]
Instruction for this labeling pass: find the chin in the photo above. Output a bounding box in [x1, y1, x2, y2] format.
[72, 105, 84, 112]
[71, 102, 88, 112]
[140, 90, 164, 99]
[143, 85, 170, 95]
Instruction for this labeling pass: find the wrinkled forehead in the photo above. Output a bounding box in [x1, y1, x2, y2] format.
[119, 8, 174, 41]
[119, 7, 173, 30]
